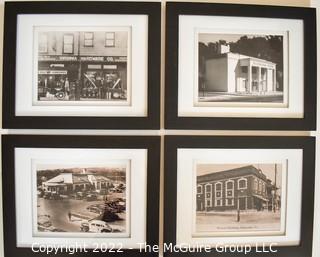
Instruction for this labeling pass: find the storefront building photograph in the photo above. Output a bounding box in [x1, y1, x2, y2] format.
[42, 169, 113, 194]
[37, 29, 129, 102]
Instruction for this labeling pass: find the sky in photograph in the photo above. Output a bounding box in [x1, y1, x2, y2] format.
[199, 33, 273, 45]
[36, 161, 128, 171]
[197, 163, 282, 187]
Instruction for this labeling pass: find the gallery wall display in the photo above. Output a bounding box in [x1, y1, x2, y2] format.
[164, 136, 315, 257]
[165, 2, 317, 130]
[2, 1, 161, 129]
[2, 135, 160, 257]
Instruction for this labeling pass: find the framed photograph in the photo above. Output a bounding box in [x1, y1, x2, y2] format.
[165, 2, 317, 130]
[2, 135, 160, 257]
[2, 1, 161, 129]
[164, 136, 315, 257]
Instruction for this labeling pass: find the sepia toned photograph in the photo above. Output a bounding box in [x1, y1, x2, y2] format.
[195, 163, 285, 236]
[35, 162, 129, 235]
[35, 27, 130, 104]
[197, 32, 285, 106]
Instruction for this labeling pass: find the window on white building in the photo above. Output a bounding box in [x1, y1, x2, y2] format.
[38, 33, 48, 53]
[238, 178, 247, 190]
[63, 34, 74, 54]
[105, 32, 115, 47]
[84, 32, 94, 47]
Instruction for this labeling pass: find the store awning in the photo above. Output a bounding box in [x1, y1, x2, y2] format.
[253, 194, 269, 202]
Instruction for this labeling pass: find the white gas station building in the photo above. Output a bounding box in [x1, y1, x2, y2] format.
[205, 45, 277, 94]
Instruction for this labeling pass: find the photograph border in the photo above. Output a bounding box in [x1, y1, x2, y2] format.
[2, 1, 161, 129]
[164, 136, 315, 257]
[165, 2, 317, 130]
[2, 135, 160, 257]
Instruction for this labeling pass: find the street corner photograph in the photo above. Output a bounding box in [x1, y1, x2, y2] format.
[194, 163, 285, 237]
[35, 26, 130, 105]
[35, 162, 129, 236]
[197, 32, 286, 107]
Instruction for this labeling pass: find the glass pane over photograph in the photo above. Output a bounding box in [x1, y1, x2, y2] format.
[35, 26, 131, 104]
[194, 163, 286, 237]
[197, 32, 286, 107]
[35, 161, 129, 237]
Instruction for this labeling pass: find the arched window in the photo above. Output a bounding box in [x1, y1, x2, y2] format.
[254, 178, 258, 191]
[215, 182, 223, 206]
[225, 180, 234, 206]
[262, 182, 265, 194]
[258, 180, 262, 192]
[197, 185, 203, 194]
[205, 184, 212, 207]
[238, 177, 247, 190]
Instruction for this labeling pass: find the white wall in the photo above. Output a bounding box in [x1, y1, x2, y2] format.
[205, 57, 228, 91]
[0, 1, 318, 257]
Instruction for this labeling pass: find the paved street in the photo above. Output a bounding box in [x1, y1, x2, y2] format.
[37, 195, 126, 233]
[196, 211, 281, 232]
[39, 97, 124, 101]
[198, 92, 284, 103]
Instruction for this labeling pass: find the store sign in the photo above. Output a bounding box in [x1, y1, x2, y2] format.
[88, 64, 102, 69]
[81, 56, 104, 62]
[50, 64, 65, 68]
[103, 65, 117, 69]
[38, 70, 68, 75]
[39, 55, 127, 62]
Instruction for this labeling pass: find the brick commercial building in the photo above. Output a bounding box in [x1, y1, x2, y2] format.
[37, 30, 129, 100]
[196, 165, 280, 212]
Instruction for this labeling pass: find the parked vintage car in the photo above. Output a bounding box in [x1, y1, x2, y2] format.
[86, 194, 98, 201]
[38, 215, 57, 232]
[43, 192, 62, 200]
[71, 192, 87, 200]
[80, 220, 113, 233]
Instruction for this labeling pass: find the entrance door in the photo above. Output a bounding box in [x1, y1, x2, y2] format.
[239, 197, 246, 210]
[196, 198, 203, 211]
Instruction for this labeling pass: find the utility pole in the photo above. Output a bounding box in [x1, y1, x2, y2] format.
[75, 31, 81, 100]
[273, 164, 277, 213]
[237, 197, 240, 222]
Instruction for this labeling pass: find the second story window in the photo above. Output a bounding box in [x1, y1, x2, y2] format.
[105, 32, 115, 47]
[238, 177, 247, 190]
[226, 180, 234, 197]
[215, 182, 222, 198]
[197, 185, 202, 194]
[38, 33, 48, 53]
[254, 178, 258, 191]
[84, 32, 94, 47]
[205, 184, 212, 207]
[63, 34, 74, 54]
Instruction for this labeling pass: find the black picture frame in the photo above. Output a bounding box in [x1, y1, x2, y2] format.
[2, 1, 161, 129]
[164, 136, 315, 257]
[2, 135, 160, 257]
[165, 2, 317, 130]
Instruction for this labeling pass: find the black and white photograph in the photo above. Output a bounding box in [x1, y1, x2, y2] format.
[35, 27, 130, 104]
[197, 32, 285, 106]
[195, 163, 285, 236]
[35, 162, 129, 235]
